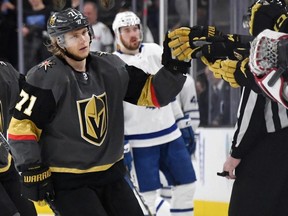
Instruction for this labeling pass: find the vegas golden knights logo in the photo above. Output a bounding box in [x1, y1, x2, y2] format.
[77, 94, 108, 146]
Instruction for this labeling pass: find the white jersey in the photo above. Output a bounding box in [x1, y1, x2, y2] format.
[90, 22, 114, 52]
[176, 74, 200, 131]
[114, 43, 182, 148]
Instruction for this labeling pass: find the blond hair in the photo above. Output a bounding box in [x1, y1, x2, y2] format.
[45, 37, 66, 59]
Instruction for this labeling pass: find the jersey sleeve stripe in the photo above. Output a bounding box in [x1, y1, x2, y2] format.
[8, 118, 41, 141]
[137, 76, 160, 107]
[8, 134, 37, 141]
[150, 84, 160, 107]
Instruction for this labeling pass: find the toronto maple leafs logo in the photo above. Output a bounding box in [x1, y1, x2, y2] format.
[38, 60, 54, 72]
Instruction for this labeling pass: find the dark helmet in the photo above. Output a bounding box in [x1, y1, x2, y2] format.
[47, 8, 90, 37]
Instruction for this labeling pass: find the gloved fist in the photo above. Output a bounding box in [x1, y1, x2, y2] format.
[168, 26, 221, 60]
[177, 115, 196, 155]
[204, 57, 255, 89]
[201, 34, 250, 62]
[20, 164, 54, 205]
[202, 58, 222, 79]
[235, 58, 261, 93]
[217, 59, 241, 88]
[162, 31, 191, 74]
[123, 140, 133, 172]
[202, 58, 242, 88]
[249, 2, 288, 36]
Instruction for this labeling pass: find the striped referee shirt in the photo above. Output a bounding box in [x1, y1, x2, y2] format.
[231, 87, 288, 158]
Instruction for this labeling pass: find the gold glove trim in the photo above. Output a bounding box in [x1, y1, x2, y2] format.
[249, 3, 262, 35]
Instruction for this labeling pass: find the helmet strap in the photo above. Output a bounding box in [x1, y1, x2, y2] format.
[64, 49, 85, 61]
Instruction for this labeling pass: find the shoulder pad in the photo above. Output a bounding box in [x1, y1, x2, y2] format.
[26, 57, 67, 88]
[27, 57, 64, 76]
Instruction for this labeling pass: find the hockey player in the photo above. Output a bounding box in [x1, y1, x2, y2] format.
[163, 1, 288, 215]
[112, 11, 197, 216]
[0, 61, 37, 216]
[165, 0, 288, 93]
[160, 73, 200, 205]
[7, 7, 190, 216]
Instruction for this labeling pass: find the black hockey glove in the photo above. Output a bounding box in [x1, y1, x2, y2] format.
[201, 34, 252, 63]
[249, 2, 288, 36]
[162, 31, 191, 74]
[20, 164, 54, 206]
[167, 25, 222, 60]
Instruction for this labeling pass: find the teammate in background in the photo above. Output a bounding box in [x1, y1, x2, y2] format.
[0, 61, 37, 216]
[112, 11, 197, 216]
[7, 8, 189, 216]
[83, 1, 114, 52]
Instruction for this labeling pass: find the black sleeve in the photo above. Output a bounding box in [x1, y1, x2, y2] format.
[124, 65, 186, 107]
[231, 87, 267, 159]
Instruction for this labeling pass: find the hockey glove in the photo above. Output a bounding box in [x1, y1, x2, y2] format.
[217, 59, 241, 88]
[20, 164, 54, 206]
[249, 2, 288, 36]
[201, 58, 246, 88]
[162, 31, 191, 74]
[234, 58, 261, 93]
[201, 34, 251, 62]
[205, 57, 260, 90]
[201, 58, 222, 79]
[168, 26, 221, 60]
[177, 115, 196, 155]
[123, 140, 133, 172]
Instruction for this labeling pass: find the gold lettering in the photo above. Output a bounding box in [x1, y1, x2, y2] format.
[23, 170, 51, 183]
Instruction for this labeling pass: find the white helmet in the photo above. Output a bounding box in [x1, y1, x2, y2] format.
[112, 11, 143, 49]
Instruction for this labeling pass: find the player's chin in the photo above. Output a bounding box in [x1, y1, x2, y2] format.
[128, 43, 140, 51]
[79, 49, 90, 57]
[74, 52, 89, 61]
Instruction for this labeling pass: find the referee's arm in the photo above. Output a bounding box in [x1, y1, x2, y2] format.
[230, 87, 266, 159]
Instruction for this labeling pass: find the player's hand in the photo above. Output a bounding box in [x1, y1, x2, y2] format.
[162, 31, 191, 74]
[20, 164, 54, 206]
[201, 58, 223, 79]
[200, 34, 249, 63]
[217, 59, 241, 88]
[222, 155, 241, 179]
[177, 115, 196, 155]
[167, 26, 221, 60]
[202, 58, 251, 88]
[249, 2, 288, 36]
